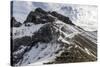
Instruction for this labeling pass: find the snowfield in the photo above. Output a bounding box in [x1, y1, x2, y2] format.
[12, 23, 45, 39]
[16, 42, 63, 66]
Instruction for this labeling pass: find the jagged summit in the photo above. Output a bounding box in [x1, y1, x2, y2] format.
[24, 8, 74, 26]
[24, 8, 55, 24]
[50, 11, 75, 25]
[35, 8, 48, 15]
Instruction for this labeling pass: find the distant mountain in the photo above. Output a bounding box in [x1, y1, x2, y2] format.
[11, 8, 97, 66]
[11, 17, 22, 27]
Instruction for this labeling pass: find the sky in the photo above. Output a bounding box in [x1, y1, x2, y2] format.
[12, 1, 98, 31]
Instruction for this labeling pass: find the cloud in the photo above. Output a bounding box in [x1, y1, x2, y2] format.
[13, 1, 34, 23]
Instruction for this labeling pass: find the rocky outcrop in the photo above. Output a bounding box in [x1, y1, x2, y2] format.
[35, 8, 48, 15]
[32, 24, 53, 43]
[11, 17, 22, 27]
[49, 11, 74, 25]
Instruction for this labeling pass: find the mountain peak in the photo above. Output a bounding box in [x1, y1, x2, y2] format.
[11, 17, 22, 27]
[35, 8, 48, 15]
[24, 8, 75, 26]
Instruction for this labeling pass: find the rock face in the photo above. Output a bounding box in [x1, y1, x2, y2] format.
[32, 24, 53, 43]
[24, 8, 55, 24]
[11, 8, 97, 66]
[35, 8, 48, 15]
[11, 17, 22, 27]
[50, 11, 75, 25]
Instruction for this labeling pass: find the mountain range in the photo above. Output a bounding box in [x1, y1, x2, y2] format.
[11, 8, 97, 66]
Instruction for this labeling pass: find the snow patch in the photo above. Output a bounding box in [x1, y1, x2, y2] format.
[17, 42, 62, 66]
[12, 23, 44, 39]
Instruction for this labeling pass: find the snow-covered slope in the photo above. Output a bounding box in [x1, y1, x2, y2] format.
[17, 42, 63, 66]
[12, 23, 44, 39]
[12, 21, 97, 66]
[11, 7, 97, 66]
